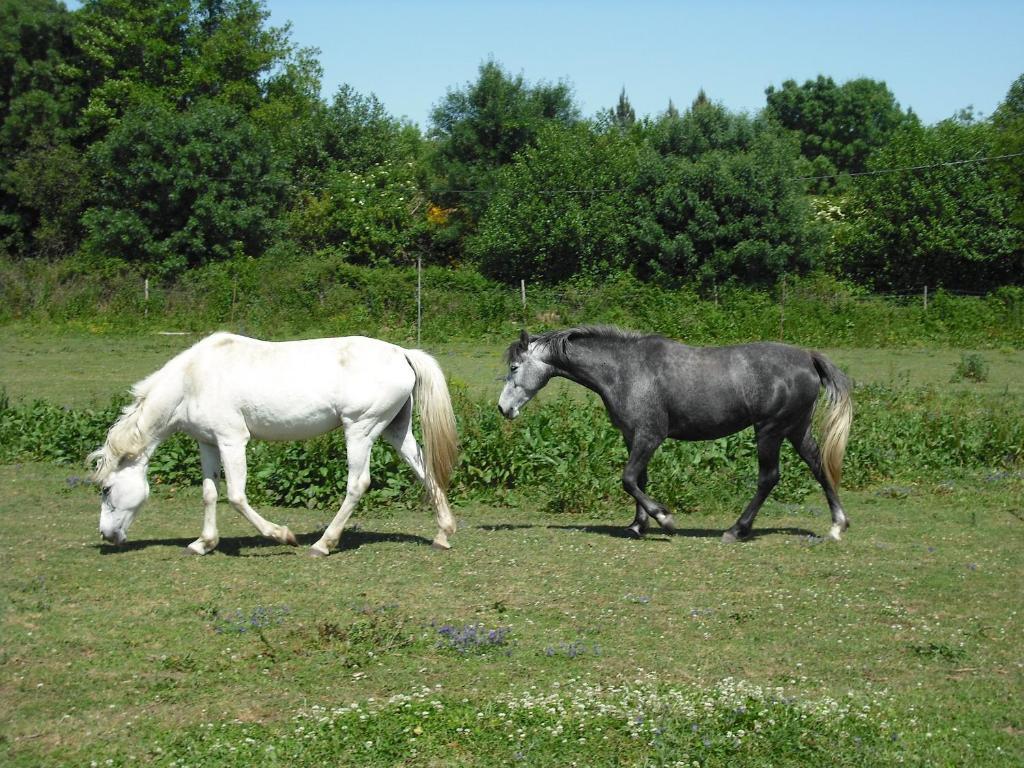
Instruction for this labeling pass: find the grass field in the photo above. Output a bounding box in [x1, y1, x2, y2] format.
[1, 327, 1023, 766]
[2, 324, 1024, 407]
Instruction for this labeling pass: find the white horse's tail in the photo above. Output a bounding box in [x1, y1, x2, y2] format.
[811, 351, 853, 490]
[403, 349, 458, 493]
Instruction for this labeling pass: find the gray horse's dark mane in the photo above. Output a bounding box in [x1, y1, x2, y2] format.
[505, 325, 646, 365]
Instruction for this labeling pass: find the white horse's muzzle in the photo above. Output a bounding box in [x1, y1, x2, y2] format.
[100, 528, 126, 545]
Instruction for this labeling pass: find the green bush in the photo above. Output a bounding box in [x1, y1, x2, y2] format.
[3, 384, 1021, 516]
[951, 353, 990, 383]
[4, 257, 1022, 348]
[80, 101, 286, 277]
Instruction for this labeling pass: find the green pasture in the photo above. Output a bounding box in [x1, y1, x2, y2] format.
[2, 325, 1023, 408]
[1, 328, 1022, 766]
[2, 465, 1022, 766]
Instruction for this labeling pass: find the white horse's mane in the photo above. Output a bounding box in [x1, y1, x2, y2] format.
[88, 372, 161, 483]
[87, 334, 210, 484]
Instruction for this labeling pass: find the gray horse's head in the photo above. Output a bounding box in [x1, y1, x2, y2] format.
[498, 330, 555, 419]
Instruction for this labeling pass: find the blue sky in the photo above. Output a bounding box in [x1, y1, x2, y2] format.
[262, 0, 1023, 128]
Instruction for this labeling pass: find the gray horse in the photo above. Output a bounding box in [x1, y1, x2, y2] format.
[498, 326, 853, 542]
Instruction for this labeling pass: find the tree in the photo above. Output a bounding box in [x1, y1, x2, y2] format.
[764, 75, 916, 191]
[611, 87, 635, 130]
[631, 100, 817, 285]
[835, 117, 1022, 290]
[71, 0, 298, 138]
[81, 100, 285, 276]
[467, 122, 641, 282]
[2, 0, 310, 260]
[426, 59, 579, 248]
[279, 84, 426, 264]
[992, 73, 1024, 228]
[70, 0, 192, 138]
[0, 0, 82, 256]
[181, 0, 293, 112]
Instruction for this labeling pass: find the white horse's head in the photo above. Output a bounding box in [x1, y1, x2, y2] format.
[498, 330, 555, 419]
[98, 459, 150, 545]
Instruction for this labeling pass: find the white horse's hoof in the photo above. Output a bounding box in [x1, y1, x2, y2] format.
[308, 545, 329, 558]
[186, 539, 215, 555]
[431, 536, 451, 551]
[278, 527, 298, 546]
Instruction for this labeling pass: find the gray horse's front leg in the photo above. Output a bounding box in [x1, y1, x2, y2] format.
[622, 437, 675, 536]
[722, 431, 782, 543]
[625, 508, 649, 539]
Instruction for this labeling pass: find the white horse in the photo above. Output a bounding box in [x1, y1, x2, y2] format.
[89, 332, 458, 557]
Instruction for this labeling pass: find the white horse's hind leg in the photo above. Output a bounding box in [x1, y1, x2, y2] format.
[219, 441, 297, 547]
[383, 402, 456, 550]
[187, 442, 222, 555]
[309, 423, 379, 557]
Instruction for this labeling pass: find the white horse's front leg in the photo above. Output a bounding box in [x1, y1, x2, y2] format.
[220, 441, 297, 547]
[187, 442, 222, 555]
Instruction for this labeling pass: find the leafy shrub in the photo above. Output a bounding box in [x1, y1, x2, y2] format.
[951, 353, 989, 382]
[80, 101, 286, 277]
[2, 258, 1022, 348]
[2, 384, 1021, 517]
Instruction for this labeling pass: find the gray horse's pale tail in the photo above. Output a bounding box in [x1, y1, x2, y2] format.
[810, 352, 853, 491]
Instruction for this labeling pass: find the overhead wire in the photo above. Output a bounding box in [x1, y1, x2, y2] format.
[790, 151, 1024, 181]
[422, 151, 1024, 197]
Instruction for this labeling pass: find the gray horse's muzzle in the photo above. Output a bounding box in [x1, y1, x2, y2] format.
[498, 403, 519, 420]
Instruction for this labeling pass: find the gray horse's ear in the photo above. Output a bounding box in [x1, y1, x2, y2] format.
[519, 329, 530, 348]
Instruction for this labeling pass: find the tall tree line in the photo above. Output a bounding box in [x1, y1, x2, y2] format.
[1, 0, 1021, 290]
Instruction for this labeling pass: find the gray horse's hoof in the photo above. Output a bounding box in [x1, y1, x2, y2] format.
[721, 529, 750, 544]
[657, 514, 676, 533]
[624, 526, 644, 540]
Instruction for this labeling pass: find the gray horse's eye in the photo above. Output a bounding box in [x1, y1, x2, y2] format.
[510, 363, 520, 373]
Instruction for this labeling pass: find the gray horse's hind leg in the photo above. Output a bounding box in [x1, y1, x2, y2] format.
[622, 433, 675, 536]
[789, 427, 849, 540]
[722, 430, 782, 543]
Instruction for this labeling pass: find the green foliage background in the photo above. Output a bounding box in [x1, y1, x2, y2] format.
[1, 1, 1021, 297]
[2, 377, 1022, 517]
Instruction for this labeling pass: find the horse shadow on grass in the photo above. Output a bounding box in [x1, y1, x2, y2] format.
[550, 524, 818, 540]
[96, 528, 431, 557]
[479, 523, 817, 541]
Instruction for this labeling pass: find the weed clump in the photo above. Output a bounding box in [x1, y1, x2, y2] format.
[951, 353, 989, 382]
